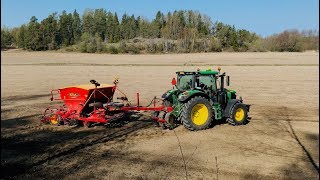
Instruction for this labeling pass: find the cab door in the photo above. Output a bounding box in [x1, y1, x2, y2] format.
[196, 75, 217, 100]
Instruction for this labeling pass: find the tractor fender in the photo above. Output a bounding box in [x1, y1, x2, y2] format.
[223, 99, 242, 118]
[162, 89, 179, 100]
[178, 91, 210, 102]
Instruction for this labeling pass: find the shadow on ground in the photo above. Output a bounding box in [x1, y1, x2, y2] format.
[1, 105, 318, 179]
[0, 111, 159, 179]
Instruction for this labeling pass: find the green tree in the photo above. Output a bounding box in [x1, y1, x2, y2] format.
[82, 9, 95, 35]
[106, 12, 114, 42]
[113, 13, 120, 42]
[152, 11, 165, 37]
[10, 27, 20, 47]
[59, 11, 74, 46]
[25, 16, 44, 50]
[41, 13, 59, 50]
[120, 14, 137, 40]
[196, 14, 210, 36]
[93, 9, 107, 41]
[72, 10, 82, 42]
[186, 10, 195, 28]
[161, 12, 172, 39]
[170, 10, 186, 39]
[8, 9, 314, 53]
[213, 22, 237, 50]
[237, 29, 258, 51]
[1, 27, 13, 49]
[137, 17, 150, 38]
[16, 24, 28, 48]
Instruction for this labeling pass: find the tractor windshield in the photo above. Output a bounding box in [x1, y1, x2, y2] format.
[177, 75, 193, 90]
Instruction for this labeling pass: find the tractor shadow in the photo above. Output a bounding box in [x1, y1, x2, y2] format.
[1, 114, 40, 129]
[1, 111, 155, 179]
[210, 118, 229, 127]
[168, 117, 250, 130]
[88, 111, 150, 128]
[1, 93, 51, 103]
[209, 117, 251, 129]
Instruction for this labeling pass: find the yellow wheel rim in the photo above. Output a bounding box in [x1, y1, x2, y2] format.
[191, 104, 209, 125]
[50, 115, 58, 125]
[235, 108, 245, 121]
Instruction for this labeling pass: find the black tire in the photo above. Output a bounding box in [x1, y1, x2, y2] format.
[109, 112, 126, 122]
[152, 111, 160, 127]
[165, 112, 175, 125]
[67, 119, 79, 127]
[227, 103, 249, 126]
[181, 96, 213, 131]
[165, 112, 177, 130]
[157, 111, 167, 129]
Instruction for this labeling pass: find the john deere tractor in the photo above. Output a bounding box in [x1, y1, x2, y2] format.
[160, 68, 250, 130]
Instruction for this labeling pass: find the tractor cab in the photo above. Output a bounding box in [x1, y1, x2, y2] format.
[175, 69, 227, 90]
[174, 69, 232, 105]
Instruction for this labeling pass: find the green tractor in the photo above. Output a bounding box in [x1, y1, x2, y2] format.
[159, 68, 250, 130]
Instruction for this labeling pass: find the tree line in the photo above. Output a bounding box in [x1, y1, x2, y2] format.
[1, 9, 319, 53]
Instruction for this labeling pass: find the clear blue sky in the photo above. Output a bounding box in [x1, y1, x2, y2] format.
[1, 0, 319, 37]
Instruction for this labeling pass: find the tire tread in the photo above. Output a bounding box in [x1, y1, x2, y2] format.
[181, 96, 212, 131]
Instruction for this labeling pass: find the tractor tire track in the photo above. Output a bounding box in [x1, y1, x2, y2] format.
[1, 121, 151, 179]
[272, 106, 319, 173]
[287, 120, 319, 173]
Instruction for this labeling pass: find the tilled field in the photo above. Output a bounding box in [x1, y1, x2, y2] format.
[1, 51, 319, 179]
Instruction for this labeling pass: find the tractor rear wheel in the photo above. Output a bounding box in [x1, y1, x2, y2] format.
[227, 103, 249, 125]
[181, 96, 213, 131]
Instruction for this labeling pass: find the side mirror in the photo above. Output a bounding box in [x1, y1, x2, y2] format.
[226, 76, 230, 86]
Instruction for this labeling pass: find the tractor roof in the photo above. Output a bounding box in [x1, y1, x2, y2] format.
[176, 69, 219, 76]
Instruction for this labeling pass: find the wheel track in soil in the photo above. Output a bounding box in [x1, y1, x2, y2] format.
[1, 124, 65, 140]
[2, 120, 153, 179]
[286, 120, 319, 173]
[270, 106, 319, 173]
[1, 101, 153, 170]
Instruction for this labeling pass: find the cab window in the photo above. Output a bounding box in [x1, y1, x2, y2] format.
[178, 75, 193, 90]
[196, 75, 216, 91]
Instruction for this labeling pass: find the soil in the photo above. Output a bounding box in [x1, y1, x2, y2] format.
[1, 51, 319, 179]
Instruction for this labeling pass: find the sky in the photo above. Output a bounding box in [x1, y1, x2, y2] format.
[1, 0, 319, 37]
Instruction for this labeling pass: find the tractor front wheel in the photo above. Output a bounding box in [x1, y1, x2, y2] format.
[181, 96, 213, 131]
[227, 103, 249, 126]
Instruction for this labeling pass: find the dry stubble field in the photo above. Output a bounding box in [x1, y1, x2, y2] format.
[1, 51, 319, 179]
